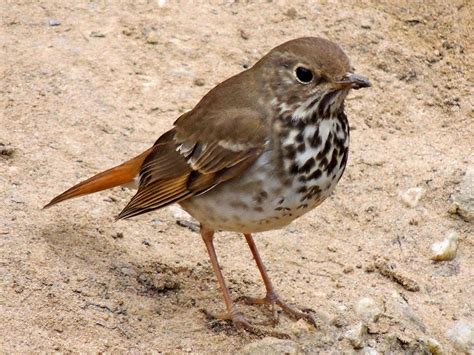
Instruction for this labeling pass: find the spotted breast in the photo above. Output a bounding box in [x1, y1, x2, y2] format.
[179, 90, 350, 233]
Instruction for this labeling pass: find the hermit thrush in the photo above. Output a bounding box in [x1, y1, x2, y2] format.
[45, 37, 370, 334]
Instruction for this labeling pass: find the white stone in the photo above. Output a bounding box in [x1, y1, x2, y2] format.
[345, 322, 367, 349]
[451, 166, 474, 222]
[447, 320, 473, 353]
[146, 30, 160, 44]
[361, 346, 379, 355]
[425, 337, 443, 355]
[355, 297, 383, 323]
[431, 231, 459, 261]
[399, 187, 425, 208]
[168, 205, 192, 220]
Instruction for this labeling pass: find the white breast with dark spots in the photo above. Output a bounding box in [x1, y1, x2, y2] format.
[281, 117, 349, 208]
[180, 116, 349, 233]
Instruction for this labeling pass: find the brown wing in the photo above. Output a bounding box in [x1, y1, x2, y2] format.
[117, 71, 269, 219]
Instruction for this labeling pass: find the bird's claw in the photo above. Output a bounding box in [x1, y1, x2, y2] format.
[236, 293, 318, 328]
[201, 309, 290, 339]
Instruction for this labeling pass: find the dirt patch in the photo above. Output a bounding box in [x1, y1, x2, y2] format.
[1, 0, 472, 353]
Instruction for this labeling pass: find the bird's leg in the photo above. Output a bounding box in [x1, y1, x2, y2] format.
[239, 233, 317, 327]
[200, 226, 272, 334]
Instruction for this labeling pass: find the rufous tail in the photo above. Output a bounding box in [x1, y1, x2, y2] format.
[44, 147, 153, 208]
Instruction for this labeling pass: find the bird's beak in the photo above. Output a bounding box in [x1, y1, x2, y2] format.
[334, 73, 371, 90]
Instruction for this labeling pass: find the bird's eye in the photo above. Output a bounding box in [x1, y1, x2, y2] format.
[295, 66, 313, 84]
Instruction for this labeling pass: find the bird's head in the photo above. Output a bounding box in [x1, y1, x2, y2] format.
[255, 37, 370, 121]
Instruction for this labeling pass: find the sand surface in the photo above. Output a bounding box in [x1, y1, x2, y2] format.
[1, 1, 473, 353]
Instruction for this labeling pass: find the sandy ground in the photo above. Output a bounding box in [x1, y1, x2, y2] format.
[1, 0, 473, 353]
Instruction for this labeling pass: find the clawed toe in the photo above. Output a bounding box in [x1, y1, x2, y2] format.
[202, 309, 290, 338]
[233, 313, 290, 339]
[237, 293, 318, 327]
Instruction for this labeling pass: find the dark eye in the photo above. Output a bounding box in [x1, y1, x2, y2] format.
[295, 66, 313, 84]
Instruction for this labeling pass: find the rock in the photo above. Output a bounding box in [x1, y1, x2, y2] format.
[119, 266, 136, 277]
[360, 18, 373, 29]
[48, 19, 61, 26]
[112, 232, 124, 239]
[239, 29, 250, 40]
[289, 318, 311, 336]
[399, 187, 425, 208]
[425, 337, 443, 355]
[193, 78, 205, 86]
[240, 337, 300, 355]
[450, 167, 474, 222]
[374, 258, 420, 292]
[176, 220, 199, 233]
[446, 320, 473, 354]
[0, 143, 15, 158]
[284, 8, 298, 19]
[169, 205, 198, 232]
[361, 346, 379, 355]
[343, 266, 354, 274]
[169, 205, 192, 220]
[390, 292, 426, 332]
[345, 322, 367, 349]
[146, 30, 160, 44]
[89, 31, 106, 38]
[355, 297, 383, 323]
[431, 231, 459, 261]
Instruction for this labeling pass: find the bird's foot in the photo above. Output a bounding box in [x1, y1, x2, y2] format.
[236, 292, 317, 327]
[201, 309, 290, 339]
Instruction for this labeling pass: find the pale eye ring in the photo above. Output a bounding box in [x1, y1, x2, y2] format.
[294, 66, 314, 84]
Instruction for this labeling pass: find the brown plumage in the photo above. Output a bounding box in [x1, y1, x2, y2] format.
[44, 147, 153, 208]
[45, 37, 370, 334]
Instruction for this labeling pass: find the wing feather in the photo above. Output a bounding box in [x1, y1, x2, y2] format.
[118, 68, 270, 219]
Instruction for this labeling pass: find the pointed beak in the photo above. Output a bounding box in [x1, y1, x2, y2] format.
[334, 73, 371, 90]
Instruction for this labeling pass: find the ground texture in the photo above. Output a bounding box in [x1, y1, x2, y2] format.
[1, 0, 473, 353]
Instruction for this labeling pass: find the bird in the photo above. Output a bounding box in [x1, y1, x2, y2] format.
[45, 37, 370, 334]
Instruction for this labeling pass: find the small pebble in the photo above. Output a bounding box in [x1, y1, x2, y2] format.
[446, 320, 473, 353]
[146, 30, 160, 44]
[289, 318, 311, 335]
[361, 346, 379, 355]
[345, 322, 367, 349]
[169, 205, 192, 220]
[119, 266, 136, 277]
[176, 220, 200, 233]
[343, 266, 354, 274]
[425, 337, 443, 355]
[48, 19, 61, 26]
[89, 31, 106, 38]
[431, 231, 459, 261]
[193, 78, 205, 86]
[450, 166, 474, 222]
[112, 232, 124, 239]
[239, 29, 250, 40]
[0, 143, 15, 157]
[399, 187, 425, 208]
[355, 297, 383, 323]
[284, 7, 298, 19]
[360, 19, 373, 29]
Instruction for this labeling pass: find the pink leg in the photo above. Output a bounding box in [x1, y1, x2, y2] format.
[240, 233, 317, 326]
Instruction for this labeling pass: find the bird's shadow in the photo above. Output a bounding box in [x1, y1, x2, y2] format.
[38, 218, 287, 338]
[38, 218, 215, 317]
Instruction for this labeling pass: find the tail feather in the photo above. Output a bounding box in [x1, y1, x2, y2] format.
[44, 147, 152, 208]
